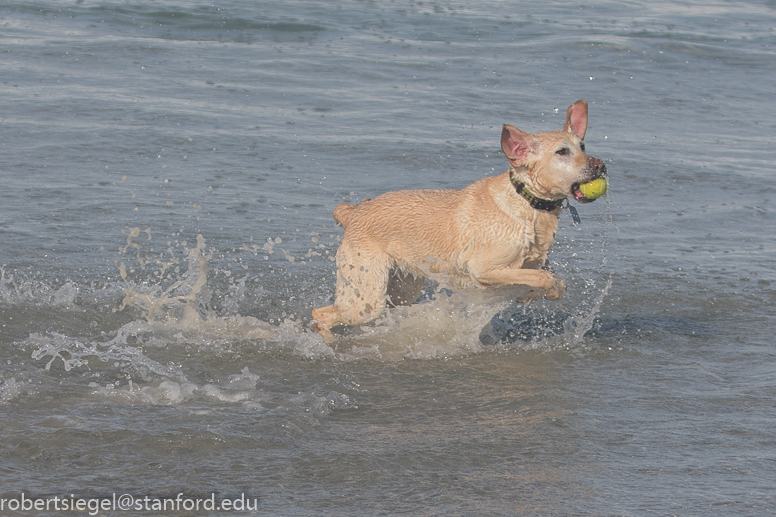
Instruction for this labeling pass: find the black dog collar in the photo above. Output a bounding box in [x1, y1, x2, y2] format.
[509, 175, 564, 212]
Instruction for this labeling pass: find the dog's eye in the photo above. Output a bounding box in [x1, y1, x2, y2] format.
[555, 148, 570, 156]
[580, 143, 586, 152]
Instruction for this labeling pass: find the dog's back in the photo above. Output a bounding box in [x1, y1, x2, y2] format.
[331, 176, 541, 265]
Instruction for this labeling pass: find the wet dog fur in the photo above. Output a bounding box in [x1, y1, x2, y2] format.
[312, 100, 606, 339]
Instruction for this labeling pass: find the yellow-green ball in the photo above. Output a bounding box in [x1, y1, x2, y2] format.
[578, 178, 607, 200]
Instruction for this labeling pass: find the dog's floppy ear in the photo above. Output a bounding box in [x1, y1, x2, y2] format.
[501, 125, 534, 167]
[563, 100, 588, 140]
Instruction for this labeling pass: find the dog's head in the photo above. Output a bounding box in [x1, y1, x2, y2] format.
[501, 100, 607, 204]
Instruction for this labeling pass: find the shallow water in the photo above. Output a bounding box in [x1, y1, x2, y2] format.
[1, 0, 776, 515]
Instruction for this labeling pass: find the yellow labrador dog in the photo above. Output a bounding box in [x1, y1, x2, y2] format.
[313, 100, 606, 339]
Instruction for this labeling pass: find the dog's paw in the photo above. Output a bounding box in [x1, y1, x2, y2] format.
[312, 321, 336, 343]
[516, 289, 544, 303]
[545, 277, 566, 300]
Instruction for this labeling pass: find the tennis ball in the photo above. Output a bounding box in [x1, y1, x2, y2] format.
[578, 177, 607, 200]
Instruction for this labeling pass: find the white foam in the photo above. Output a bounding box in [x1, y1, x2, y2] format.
[88, 366, 356, 420]
[88, 368, 263, 405]
[30, 331, 184, 378]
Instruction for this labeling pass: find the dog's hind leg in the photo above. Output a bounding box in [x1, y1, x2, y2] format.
[312, 237, 392, 338]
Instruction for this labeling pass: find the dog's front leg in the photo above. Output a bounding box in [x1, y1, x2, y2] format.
[474, 267, 566, 300]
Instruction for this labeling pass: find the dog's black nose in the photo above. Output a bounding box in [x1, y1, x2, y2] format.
[590, 157, 607, 176]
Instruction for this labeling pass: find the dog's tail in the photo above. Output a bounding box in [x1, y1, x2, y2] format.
[333, 203, 356, 228]
[333, 198, 370, 228]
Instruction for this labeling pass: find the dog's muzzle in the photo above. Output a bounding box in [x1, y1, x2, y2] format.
[571, 157, 608, 203]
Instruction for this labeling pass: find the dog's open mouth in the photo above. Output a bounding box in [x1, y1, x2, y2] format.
[571, 175, 608, 203]
[571, 183, 596, 203]
[571, 159, 608, 203]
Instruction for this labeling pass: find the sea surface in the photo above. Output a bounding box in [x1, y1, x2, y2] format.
[1, 0, 775, 515]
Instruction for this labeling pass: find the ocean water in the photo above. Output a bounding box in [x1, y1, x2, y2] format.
[1, 0, 775, 515]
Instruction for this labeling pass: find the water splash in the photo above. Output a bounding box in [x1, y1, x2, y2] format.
[115, 231, 276, 337]
[20, 212, 616, 383]
[0, 376, 25, 404]
[563, 275, 613, 346]
[89, 367, 262, 405]
[324, 287, 518, 362]
[30, 331, 184, 379]
[0, 267, 84, 307]
[89, 365, 356, 422]
[477, 275, 613, 352]
[27, 232, 276, 383]
[117, 232, 212, 325]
